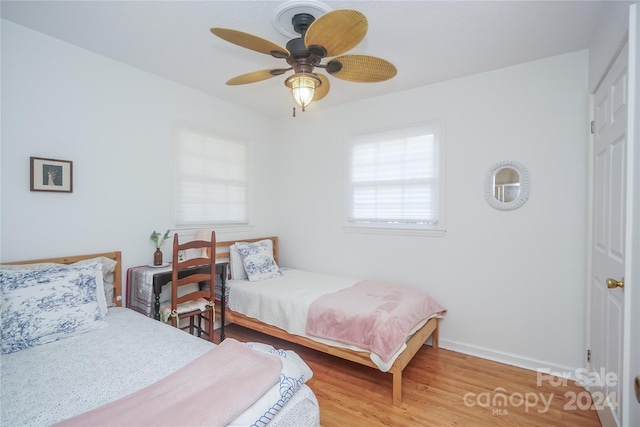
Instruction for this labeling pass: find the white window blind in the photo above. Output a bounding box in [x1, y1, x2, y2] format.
[347, 124, 443, 232]
[173, 129, 247, 227]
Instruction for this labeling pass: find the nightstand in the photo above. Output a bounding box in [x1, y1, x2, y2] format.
[126, 262, 227, 321]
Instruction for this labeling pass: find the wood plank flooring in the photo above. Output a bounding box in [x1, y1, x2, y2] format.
[216, 325, 602, 427]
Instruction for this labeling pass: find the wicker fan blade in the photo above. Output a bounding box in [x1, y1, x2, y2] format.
[226, 69, 290, 85]
[211, 28, 289, 58]
[327, 55, 397, 82]
[304, 9, 368, 57]
[313, 73, 330, 101]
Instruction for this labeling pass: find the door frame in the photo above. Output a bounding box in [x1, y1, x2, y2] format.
[622, 3, 640, 425]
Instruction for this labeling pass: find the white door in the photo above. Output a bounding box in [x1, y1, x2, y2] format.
[590, 42, 628, 426]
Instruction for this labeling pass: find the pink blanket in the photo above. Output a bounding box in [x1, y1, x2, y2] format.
[55, 338, 282, 427]
[306, 281, 446, 363]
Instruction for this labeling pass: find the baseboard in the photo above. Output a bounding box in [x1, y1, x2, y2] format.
[438, 338, 583, 382]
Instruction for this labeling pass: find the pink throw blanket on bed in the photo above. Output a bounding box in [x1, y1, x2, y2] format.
[306, 281, 446, 363]
[55, 338, 282, 427]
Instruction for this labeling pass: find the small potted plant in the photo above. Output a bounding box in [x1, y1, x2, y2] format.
[150, 230, 170, 265]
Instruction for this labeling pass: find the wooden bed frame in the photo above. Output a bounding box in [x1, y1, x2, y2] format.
[211, 237, 439, 406]
[3, 251, 123, 307]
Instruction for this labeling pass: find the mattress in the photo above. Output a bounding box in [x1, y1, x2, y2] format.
[0, 307, 319, 427]
[227, 269, 430, 372]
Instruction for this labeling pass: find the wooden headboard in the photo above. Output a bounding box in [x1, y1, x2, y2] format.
[2, 251, 123, 307]
[212, 236, 279, 268]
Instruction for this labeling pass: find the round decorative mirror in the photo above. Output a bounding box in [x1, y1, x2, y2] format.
[484, 161, 530, 211]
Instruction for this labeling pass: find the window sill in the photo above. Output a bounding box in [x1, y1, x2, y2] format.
[342, 225, 446, 237]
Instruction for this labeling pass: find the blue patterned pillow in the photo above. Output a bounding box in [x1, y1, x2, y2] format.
[235, 240, 283, 282]
[1, 256, 112, 311]
[0, 263, 105, 354]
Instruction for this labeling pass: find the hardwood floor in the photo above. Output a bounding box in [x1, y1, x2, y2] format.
[216, 325, 602, 427]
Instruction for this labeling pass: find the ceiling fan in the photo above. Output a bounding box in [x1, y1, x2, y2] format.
[210, 8, 397, 113]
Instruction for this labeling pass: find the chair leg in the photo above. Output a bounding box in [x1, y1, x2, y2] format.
[206, 308, 215, 343]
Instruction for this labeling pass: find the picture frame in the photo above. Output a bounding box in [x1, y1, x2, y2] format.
[30, 157, 73, 193]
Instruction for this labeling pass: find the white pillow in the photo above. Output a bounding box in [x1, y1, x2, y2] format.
[103, 280, 115, 308]
[229, 244, 248, 280]
[0, 263, 106, 354]
[235, 240, 283, 282]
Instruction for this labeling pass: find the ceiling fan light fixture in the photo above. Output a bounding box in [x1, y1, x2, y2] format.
[285, 73, 321, 111]
[212, 7, 396, 114]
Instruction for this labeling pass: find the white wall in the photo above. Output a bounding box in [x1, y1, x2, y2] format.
[272, 51, 590, 373]
[588, 1, 632, 92]
[0, 20, 279, 272]
[1, 18, 591, 373]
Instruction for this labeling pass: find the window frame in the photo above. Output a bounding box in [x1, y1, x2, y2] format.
[344, 122, 446, 237]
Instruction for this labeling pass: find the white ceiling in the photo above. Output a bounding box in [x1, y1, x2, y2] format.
[1, 0, 631, 117]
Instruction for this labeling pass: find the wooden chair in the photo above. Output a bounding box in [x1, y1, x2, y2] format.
[165, 231, 216, 342]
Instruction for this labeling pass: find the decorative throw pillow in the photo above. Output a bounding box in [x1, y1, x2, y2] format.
[0, 263, 106, 354]
[229, 244, 248, 280]
[235, 240, 283, 282]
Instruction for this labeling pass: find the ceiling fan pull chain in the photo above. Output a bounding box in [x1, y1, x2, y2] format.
[293, 106, 296, 117]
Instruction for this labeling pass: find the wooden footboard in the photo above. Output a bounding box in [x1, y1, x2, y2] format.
[220, 306, 439, 406]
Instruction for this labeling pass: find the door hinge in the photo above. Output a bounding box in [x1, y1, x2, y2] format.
[587, 349, 591, 363]
[591, 121, 595, 134]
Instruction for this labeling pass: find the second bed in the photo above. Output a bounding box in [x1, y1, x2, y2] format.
[214, 236, 447, 406]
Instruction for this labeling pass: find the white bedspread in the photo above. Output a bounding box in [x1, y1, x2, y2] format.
[228, 269, 429, 372]
[229, 269, 358, 336]
[0, 307, 318, 427]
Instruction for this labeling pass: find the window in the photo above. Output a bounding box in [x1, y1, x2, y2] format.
[173, 128, 248, 227]
[346, 123, 444, 235]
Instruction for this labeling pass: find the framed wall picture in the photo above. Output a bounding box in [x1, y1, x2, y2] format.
[30, 157, 73, 193]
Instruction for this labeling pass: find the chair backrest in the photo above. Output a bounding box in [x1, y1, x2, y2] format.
[171, 231, 216, 309]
